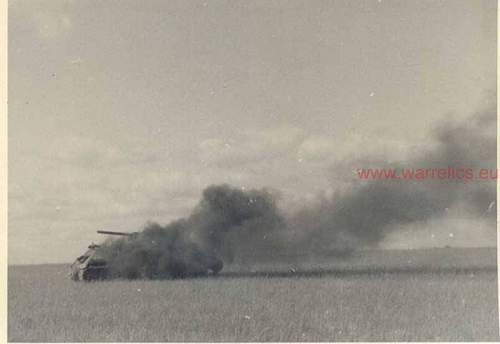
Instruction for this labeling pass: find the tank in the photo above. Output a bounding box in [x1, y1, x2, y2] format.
[70, 230, 224, 281]
[69, 243, 109, 281]
[69, 230, 136, 281]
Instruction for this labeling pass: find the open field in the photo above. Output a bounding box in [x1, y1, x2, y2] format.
[8, 248, 499, 342]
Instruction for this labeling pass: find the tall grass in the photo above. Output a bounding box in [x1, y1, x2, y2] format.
[8, 248, 499, 342]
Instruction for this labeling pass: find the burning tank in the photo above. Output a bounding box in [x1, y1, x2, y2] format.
[70, 230, 223, 281]
[69, 243, 108, 281]
[69, 231, 134, 281]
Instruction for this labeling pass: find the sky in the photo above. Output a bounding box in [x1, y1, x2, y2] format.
[8, 0, 497, 264]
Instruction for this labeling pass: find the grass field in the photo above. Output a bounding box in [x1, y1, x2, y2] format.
[8, 248, 499, 342]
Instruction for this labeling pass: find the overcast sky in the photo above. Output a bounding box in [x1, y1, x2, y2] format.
[9, 0, 496, 264]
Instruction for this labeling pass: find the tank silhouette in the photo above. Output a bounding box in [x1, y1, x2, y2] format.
[69, 231, 134, 281]
[69, 243, 108, 281]
[70, 230, 223, 281]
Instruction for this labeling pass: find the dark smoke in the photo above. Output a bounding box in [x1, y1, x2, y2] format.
[99, 185, 285, 278]
[98, 105, 496, 278]
[288, 104, 496, 252]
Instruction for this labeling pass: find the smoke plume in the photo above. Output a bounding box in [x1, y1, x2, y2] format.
[289, 104, 496, 252]
[99, 185, 285, 278]
[97, 105, 496, 278]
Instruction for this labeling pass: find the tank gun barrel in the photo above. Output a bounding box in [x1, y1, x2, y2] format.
[97, 230, 135, 236]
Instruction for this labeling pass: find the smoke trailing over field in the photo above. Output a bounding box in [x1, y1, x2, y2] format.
[98, 106, 496, 279]
[289, 105, 496, 252]
[99, 186, 285, 278]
